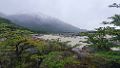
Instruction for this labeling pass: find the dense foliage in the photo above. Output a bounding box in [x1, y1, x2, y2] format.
[1, 15, 120, 68]
[0, 17, 81, 68]
[80, 14, 120, 67]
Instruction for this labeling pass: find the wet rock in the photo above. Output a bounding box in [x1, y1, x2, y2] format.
[25, 48, 38, 54]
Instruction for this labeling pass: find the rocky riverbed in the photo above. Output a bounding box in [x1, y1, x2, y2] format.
[33, 34, 88, 46]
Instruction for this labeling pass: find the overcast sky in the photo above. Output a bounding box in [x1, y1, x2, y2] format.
[0, 0, 120, 30]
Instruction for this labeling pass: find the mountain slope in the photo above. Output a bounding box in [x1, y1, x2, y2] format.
[0, 17, 32, 38]
[6, 13, 86, 33]
[0, 12, 6, 18]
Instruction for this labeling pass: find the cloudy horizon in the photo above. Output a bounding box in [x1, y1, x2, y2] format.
[0, 0, 120, 30]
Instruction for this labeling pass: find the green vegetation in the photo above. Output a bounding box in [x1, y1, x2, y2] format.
[95, 51, 120, 63]
[80, 14, 120, 67]
[0, 17, 81, 68]
[1, 14, 120, 68]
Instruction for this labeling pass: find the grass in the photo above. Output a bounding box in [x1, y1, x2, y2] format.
[94, 51, 120, 63]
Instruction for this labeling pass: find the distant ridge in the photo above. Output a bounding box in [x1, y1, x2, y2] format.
[0, 12, 87, 33]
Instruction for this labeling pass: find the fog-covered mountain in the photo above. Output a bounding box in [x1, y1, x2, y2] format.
[0, 13, 86, 33]
[0, 12, 6, 18]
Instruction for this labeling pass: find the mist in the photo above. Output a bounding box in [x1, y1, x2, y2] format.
[0, 0, 120, 30]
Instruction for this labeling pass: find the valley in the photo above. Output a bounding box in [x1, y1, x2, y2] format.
[0, 0, 120, 68]
[32, 34, 88, 46]
[0, 13, 120, 68]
